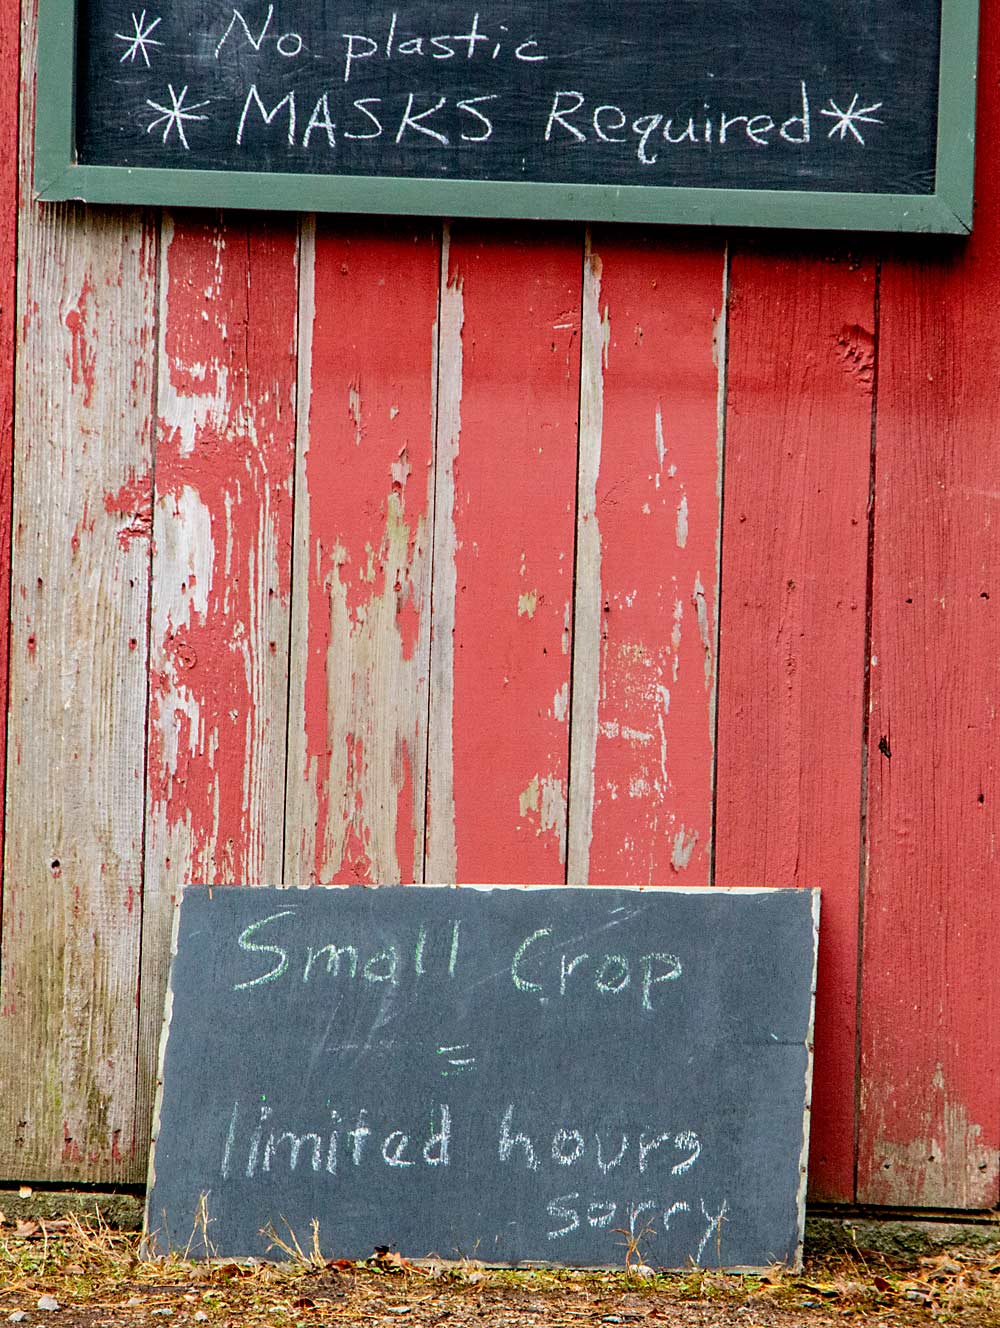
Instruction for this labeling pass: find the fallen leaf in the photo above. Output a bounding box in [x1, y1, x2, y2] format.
[14, 1220, 39, 1239]
[801, 1282, 839, 1297]
[292, 1297, 315, 1310]
[922, 1255, 962, 1277]
[373, 1249, 413, 1273]
[873, 1275, 892, 1293]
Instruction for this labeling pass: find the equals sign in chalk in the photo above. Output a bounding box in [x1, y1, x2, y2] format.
[437, 1044, 475, 1076]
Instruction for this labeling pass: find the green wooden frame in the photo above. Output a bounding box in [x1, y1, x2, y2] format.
[34, 0, 979, 233]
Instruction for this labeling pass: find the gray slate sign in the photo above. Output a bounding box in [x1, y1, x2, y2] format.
[145, 885, 819, 1269]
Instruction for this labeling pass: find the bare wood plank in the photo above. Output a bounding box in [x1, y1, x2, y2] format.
[567, 230, 724, 886]
[0, 0, 156, 1181]
[714, 246, 875, 1204]
[425, 225, 462, 884]
[137, 215, 299, 1148]
[284, 219, 440, 885]
[858, 12, 1000, 1205]
[0, 0, 19, 897]
[426, 224, 582, 884]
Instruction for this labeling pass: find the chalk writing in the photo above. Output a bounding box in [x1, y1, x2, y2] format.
[221, 1100, 452, 1178]
[338, 13, 548, 83]
[116, 10, 163, 66]
[820, 94, 884, 144]
[511, 926, 682, 1009]
[147, 885, 819, 1267]
[145, 85, 211, 149]
[232, 913, 462, 992]
[497, 1105, 701, 1180]
[544, 1194, 728, 1249]
[232, 911, 682, 1014]
[75, 1, 937, 206]
[437, 1044, 475, 1076]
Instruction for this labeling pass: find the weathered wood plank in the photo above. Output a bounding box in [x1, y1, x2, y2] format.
[137, 215, 298, 1150]
[284, 219, 439, 885]
[426, 224, 581, 883]
[567, 230, 724, 887]
[858, 7, 1000, 1208]
[0, 0, 19, 897]
[0, 0, 156, 1181]
[714, 245, 875, 1203]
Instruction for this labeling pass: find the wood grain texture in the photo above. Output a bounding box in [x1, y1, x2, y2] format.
[567, 230, 724, 887]
[426, 224, 581, 884]
[0, 0, 19, 906]
[0, 0, 156, 1181]
[858, 3, 1000, 1209]
[714, 246, 875, 1203]
[138, 215, 298, 1150]
[285, 219, 439, 886]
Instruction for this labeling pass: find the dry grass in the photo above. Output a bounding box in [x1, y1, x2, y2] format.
[0, 1213, 997, 1326]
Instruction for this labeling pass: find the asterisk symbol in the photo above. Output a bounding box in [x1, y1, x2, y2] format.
[820, 93, 884, 144]
[115, 10, 164, 67]
[146, 84, 210, 150]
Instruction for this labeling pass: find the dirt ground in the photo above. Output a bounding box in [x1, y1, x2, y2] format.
[1, 1217, 999, 1328]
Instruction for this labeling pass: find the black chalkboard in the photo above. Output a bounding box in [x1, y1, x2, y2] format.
[145, 885, 819, 1269]
[35, 3, 978, 230]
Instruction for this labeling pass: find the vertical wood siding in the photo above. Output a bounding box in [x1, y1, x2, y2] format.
[0, 1, 156, 1181]
[568, 231, 724, 887]
[137, 217, 299, 1161]
[285, 220, 439, 887]
[0, 0, 18, 940]
[3, 6, 1000, 1212]
[715, 246, 875, 1203]
[857, 0, 1000, 1211]
[427, 225, 581, 884]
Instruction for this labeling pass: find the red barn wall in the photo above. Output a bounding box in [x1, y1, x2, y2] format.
[0, 0, 997, 1211]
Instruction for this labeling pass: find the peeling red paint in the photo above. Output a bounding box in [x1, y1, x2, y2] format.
[104, 473, 153, 550]
[146, 217, 298, 886]
[64, 275, 98, 408]
[396, 588, 421, 663]
[61, 1122, 84, 1164]
[576, 234, 721, 890]
[295, 221, 438, 885]
[443, 226, 580, 883]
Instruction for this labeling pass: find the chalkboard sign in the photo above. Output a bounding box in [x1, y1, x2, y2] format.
[36, 2, 977, 231]
[145, 885, 819, 1269]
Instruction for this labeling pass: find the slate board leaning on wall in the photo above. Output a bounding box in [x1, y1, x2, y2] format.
[145, 885, 819, 1269]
